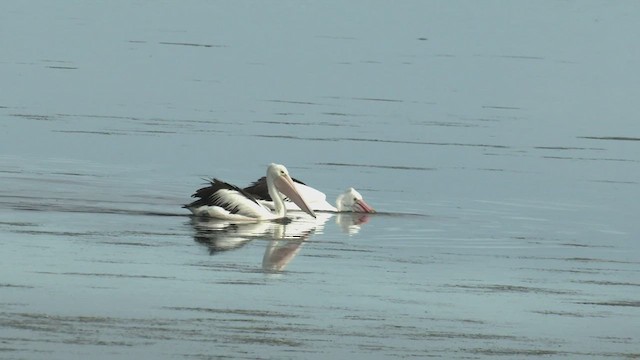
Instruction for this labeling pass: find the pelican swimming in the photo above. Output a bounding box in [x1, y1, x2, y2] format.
[243, 177, 375, 213]
[183, 163, 316, 221]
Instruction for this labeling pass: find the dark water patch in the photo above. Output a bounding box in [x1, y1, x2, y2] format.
[56, 113, 141, 121]
[56, 113, 236, 135]
[594, 336, 636, 344]
[412, 120, 481, 128]
[188, 262, 266, 274]
[577, 300, 640, 307]
[273, 112, 302, 116]
[128, 129, 177, 135]
[380, 323, 522, 341]
[10, 229, 100, 237]
[158, 41, 226, 48]
[352, 97, 403, 103]
[316, 120, 356, 127]
[341, 137, 510, 149]
[302, 253, 340, 259]
[534, 146, 606, 151]
[253, 134, 509, 149]
[0, 311, 117, 328]
[255, 120, 350, 127]
[56, 113, 231, 126]
[41, 59, 72, 64]
[128, 40, 147, 43]
[46, 66, 78, 70]
[0, 174, 107, 187]
[564, 257, 638, 265]
[337, 210, 428, 218]
[531, 310, 604, 318]
[0, 221, 38, 227]
[264, 99, 322, 106]
[52, 130, 125, 136]
[472, 117, 502, 122]
[100, 241, 156, 247]
[579, 136, 640, 142]
[573, 280, 640, 287]
[228, 335, 304, 347]
[561, 242, 615, 249]
[10, 113, 54, 121]
[449, 284, 576, 295]
[34, 271, 176, 280]
[343, 315, 386, 321]
[525, 267, 602, 275]
[314, 247, 374, 254]
[0, 284, 34, 289]
[214, 280, 266, 285]
[52, 171, 94, 177]
[322, 112, 358, 117]
[590, 179, 638, 185]
[543, 155, 638, 163]
[317, 162, 435, 171]
[5, 200, 184, 217]
[55, 128, 182, 136]
[256, 120, 310, 126]
[253, 134, 338, 142]
[477, 167, 505, 172]
[419, 331, 521, 341]
[482, 105, 522, 110]
[164, 307, 302, 319]
[466, 348, 563, 356]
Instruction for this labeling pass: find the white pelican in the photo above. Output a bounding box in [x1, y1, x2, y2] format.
[183, 163, 316, 221]
[243, 177, 375, 213]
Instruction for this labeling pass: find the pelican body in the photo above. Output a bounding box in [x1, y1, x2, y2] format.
[243, 177, 375, 213]
[183, 164, 316, 221]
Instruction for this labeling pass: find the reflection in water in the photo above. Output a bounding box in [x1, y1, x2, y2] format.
[261, 237, 305, 273]
[190, 214, 334, 272]
[190, 212, 372, 272]
[335, 213, 371, 235]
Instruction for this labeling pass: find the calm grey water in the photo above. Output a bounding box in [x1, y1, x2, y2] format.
[2, 1, 639, 359]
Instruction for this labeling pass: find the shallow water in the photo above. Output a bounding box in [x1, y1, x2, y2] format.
[2, 1, 639, 359]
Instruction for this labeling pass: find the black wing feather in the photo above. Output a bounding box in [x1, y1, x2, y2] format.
[184, 178, 262, 214]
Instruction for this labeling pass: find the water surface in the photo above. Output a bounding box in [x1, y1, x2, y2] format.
[1, 1, 639, 359]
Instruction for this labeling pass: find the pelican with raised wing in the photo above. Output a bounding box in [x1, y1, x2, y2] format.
[183, 163, 316, 221]
[244, 177, 375, 213]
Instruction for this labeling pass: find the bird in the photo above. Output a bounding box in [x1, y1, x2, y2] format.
[183, 163, 316, 221]
[243, 177, 375, 213]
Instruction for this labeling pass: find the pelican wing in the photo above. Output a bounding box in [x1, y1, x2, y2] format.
[293, 182, 327, 203]
[245, 176, 334, 212]
[184, 178, 272, 218]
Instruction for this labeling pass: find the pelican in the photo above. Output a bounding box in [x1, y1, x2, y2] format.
[183, 163, 316, 221]
[243, 177, 375, 213]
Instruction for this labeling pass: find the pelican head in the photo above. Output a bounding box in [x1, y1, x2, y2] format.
[266, 164, 316, 218]
[336, 187, 375, 213]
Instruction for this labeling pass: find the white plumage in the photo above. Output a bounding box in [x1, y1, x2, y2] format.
[184, 163, 316, 221]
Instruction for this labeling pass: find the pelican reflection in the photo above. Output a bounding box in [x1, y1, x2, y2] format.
[190, 213, 333, 272]
[335, 212, 372, 235]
